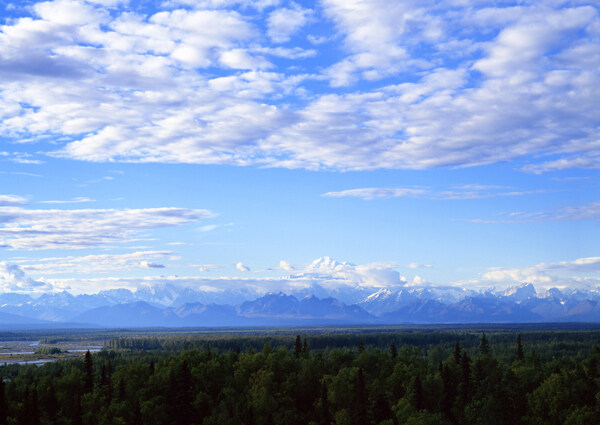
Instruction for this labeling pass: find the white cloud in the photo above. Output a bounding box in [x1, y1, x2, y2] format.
[141, 261, 166, 268]
[19, 251, 172, 274]
[219, 49, 272, 69]
[296, 256, 405, 289]
[40, 256, 407, 295]
[267, 4, 312, 43]
[236, 262, 250, 271]
[322, 185, 542, 201]
[0, 262, 51, 292]
[163, 0, 281, 10]
[407, 263, 432, 269]
[0, 206, 213, 249]
[0, 195, 28, 206]
[474, 256, 600, 290]
[279, 260, 294, 271]
[473, 200, 600, 223]
[522, 153, 600, 174]
[33, 0, 105, 26]
[322, 188, 428, 200]
[0, 1, 597, 173]
[38, 197, 95, 204]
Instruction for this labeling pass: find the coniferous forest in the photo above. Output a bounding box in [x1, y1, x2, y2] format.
[1, 328, 600, 425]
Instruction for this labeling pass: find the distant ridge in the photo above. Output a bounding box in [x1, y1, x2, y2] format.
[1, 282, 599, 328]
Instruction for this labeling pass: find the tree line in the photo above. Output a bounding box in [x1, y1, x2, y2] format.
[1, 330, 599, 424]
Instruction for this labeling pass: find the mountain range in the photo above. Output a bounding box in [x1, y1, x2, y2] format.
[0, 282, 599, 328]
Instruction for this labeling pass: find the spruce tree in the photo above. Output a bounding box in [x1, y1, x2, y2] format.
[410, 375, 424, 411]
[517, 334, 524, 361]
[302, 338, 309, 358]
[479, 333, 490, 356]
[353, 368, 368, 425]
[454, 341, 461, 364]
[294, 335, 302, 358]
[318, 381, 330, 425]
[84, 350, 93, 393]
[0, 377, 6, 425]
[460, 351, 471, 405]
[390, 343, 398, 360]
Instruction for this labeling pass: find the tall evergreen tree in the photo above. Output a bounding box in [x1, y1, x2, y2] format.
[410, 375, 424, 411]
[0, 377, 6, 425]
[302, 338, 309, 358]
[294, 335, 302, 359]
[454, 341, 461, 364]
[441, 364, 455, 420]
[517, 334, 524, 361]
[318, 381, 330, 425]
[30, 387, 40, 425]
[390, 343, 398, 360]
[84, 350, 93, 393]
[353, 368, 368, 425]
[479, 333, 490, 356]
[459, 351, 471, 406]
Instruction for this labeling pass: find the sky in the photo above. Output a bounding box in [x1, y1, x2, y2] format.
[0, 0, 599, 296]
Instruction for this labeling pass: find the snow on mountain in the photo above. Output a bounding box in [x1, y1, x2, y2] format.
[537, 287, 564, 300]
[502, 283, 537, 301]
[359, 286, 472, 315]
[1, 281, 600, 326]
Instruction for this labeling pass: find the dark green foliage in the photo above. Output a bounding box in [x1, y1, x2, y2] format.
[517, 334, 525, 361]
[1, 328, 600, 424]
[84, 350, 93, 393]
[454, 341, 461, 364]
[0, 378, 6, 425]
[480, 333, 490, 356]
[294, 335, 302, 359]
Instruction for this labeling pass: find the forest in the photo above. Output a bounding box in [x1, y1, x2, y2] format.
[1, 327, 600, 425]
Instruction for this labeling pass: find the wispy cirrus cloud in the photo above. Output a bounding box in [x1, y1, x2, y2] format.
[471, 200, 600, 223]
[0, 206, 214, 250]
[322, 185, 543, 201]
[18, 251, 173, 274]
[38, 197, 95, 204]
[0, 195, 28, 206]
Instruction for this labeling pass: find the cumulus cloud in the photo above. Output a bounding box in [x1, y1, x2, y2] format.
[0, 1, 597, 173]
[471, 256, 600, 290]
[0, 206, 213, 249]
[267, 4, 312, 43]
[236, 262, 250, 271]
[0, 262, 51, 292]
[296, 256, 405, 289]
[279, 260, 294, 271]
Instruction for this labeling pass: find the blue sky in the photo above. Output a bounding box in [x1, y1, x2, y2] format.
[0, 0, 599, 295]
